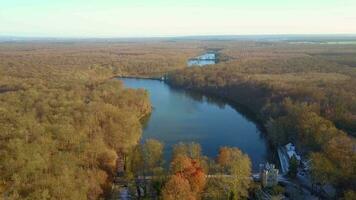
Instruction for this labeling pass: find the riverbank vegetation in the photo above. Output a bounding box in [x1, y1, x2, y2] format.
[168, 42, 356, 198]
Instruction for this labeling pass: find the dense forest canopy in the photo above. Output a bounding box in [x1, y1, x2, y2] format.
[0, 39, 356, 199]
[0, 47, 152, 199]
[168, 40, 356, 198]
[0, 40, 203, 78]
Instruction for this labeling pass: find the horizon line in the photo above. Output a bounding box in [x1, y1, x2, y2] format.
[2, 33, 356, 40]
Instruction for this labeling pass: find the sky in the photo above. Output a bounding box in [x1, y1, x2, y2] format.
[1, 0, 356, 37]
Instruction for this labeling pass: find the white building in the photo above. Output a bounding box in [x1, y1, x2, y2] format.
[285, 143, 301, 161]
[277, 143, 302, 174]
[260, 163, 279, 187]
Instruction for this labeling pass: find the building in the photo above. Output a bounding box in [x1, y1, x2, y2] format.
[285, 143, 301, 161]
[277, 143, 302, 174]
[260, 163, 279, 187]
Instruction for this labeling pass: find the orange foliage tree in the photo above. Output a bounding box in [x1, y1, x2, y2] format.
[163, 155, 207, 200]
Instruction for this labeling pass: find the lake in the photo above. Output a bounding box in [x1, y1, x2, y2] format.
[121, 78, 268, 171]
[187, 53, 216, 66]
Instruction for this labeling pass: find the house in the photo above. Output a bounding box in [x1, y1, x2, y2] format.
[277, 143, 302, 174]
[285, 143, 301, 161]
[260, 163, 279, 187]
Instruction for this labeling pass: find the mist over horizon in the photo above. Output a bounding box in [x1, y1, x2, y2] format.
[1, 0, 356, 37]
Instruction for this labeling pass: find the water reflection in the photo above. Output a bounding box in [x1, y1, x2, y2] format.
[120, 78, 268, 171]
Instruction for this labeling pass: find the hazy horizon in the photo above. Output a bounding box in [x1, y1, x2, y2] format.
[2, 33, 356, 39]
[1, 0, 356, 37]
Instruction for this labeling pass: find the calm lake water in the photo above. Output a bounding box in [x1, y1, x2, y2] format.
[121, 78, 268, 170]
[187, 53, 216, 66]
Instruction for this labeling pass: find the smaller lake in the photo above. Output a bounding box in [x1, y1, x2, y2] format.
[187, 53, 216, 67]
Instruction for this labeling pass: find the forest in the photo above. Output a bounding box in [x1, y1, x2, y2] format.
[0, 40, 249, 199]
[0, 39, 355, 199]
[0, 44, 152, 199]
[168, 41, 356, 198]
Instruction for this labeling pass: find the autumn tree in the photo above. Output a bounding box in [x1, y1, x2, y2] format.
[211, 147, 252, 199]
[163, 154, 206, 199]
[310, 152, 336, 185]
[162, 174, 195, 200]
[130, 139, 164, 197]
[343, 190, 356, 200]
[172, 142, 202, 160]
[310, 134, 356, 189]
[172, 142, 210, 172]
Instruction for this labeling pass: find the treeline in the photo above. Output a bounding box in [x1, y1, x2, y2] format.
[0, 41, 202, 78]
[168, 55, 356, 198]
[0, 61, 151, 199]
[125, 140, 253, 200]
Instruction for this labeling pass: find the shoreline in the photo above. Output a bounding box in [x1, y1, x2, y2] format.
[117, 76, 276, 165]
[117, 75, 266, 133]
